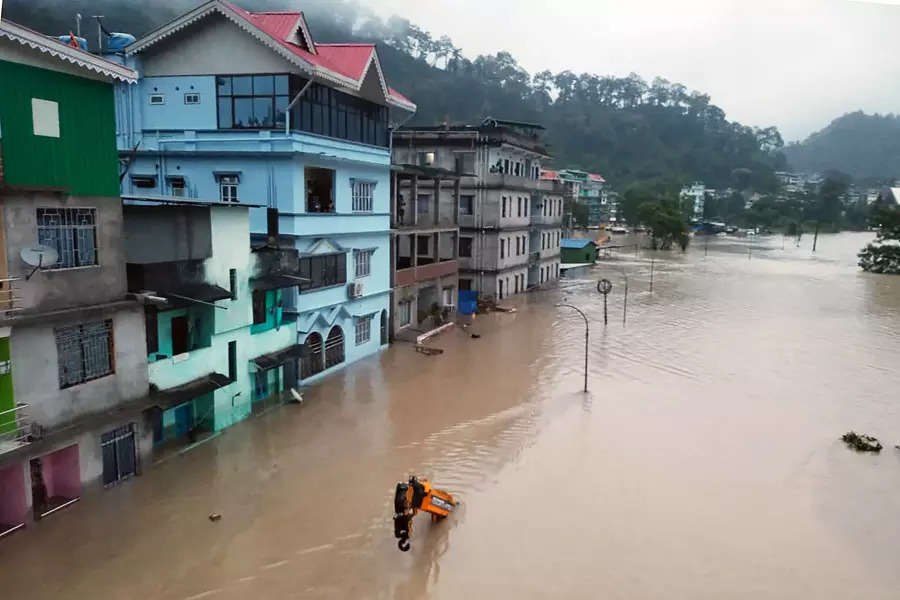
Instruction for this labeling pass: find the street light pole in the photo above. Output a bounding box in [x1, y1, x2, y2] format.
[555, 303, 589, 393]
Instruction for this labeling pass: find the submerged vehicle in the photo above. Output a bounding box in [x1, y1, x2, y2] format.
[393, 476, 457, 551]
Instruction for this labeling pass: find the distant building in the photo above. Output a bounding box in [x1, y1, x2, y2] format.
[387, 164, 460, 340]
[680, 182, 712, 221]
[394, 118, 562, 301]
[0, 18, 142, 530]
[876, 187, 900, 205]
[557, 169, 606, 226]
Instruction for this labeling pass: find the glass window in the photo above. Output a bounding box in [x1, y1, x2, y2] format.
[37, 208, 98, 268]
[217, 76, 232, 96]
[253, 75, 274, 95]
[275, 95, 289, 127]
[253, 97, 274, 127]
[233, 98, 253, 128]
[355, 250, 372, 278]
[218, 98, 233, 128]
[232, 76, 252, 95]
[55, 320, 113, 388]
[459, 237, 473, 257]
[459, 194, 474, 215]
[355, 317, 371, 346]
[275, 75, 289, 95]
[299, 253, 347, 292]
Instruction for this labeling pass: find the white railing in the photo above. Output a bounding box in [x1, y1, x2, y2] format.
[0, 403, 34, 452]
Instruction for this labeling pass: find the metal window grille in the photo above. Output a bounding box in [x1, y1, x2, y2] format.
[324, 327, 344, 368]
[220, 177, 239, 203]
[101, 424, 136, 486]
[301, 332, 324, 379]
[355, 316, 371, 345]
[351, 180, 374, 212]
[355, 250, 372, 278]
[36, 208, 98, 269]
[56, 319, 114, 388]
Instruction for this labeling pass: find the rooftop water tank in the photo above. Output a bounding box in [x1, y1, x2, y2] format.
[106, 32, 136, 52]
[58, 35, 88, 51]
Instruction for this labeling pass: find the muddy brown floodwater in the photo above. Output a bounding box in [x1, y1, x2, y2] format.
[2, 232, 900, 599]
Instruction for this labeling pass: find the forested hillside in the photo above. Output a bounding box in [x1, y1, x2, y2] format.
[784, 111, 900, 182]
[6, 0, 786, 190]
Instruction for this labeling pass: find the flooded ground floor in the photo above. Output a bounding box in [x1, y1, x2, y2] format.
[1, 233, 899, 599]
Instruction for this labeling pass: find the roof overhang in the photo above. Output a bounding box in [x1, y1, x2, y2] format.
[0, 18, 138, 83]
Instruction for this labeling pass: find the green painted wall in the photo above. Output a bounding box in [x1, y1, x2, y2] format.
[0, 337, 14, 434]
[561, 246, 598, 264]
[0, 60, 120, 195]
[149, 306, 214, 362]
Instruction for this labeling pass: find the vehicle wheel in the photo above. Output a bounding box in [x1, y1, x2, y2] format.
[398, 537, 411, 552]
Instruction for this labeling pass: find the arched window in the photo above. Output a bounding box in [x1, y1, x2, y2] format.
[324, 326, 345, 369]
[300, 332, 323, 379]
[380, 310, 388, 345]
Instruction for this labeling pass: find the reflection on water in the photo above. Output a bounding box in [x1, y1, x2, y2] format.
[2, 232, 899, 599]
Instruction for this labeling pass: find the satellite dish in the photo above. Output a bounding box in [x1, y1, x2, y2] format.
[20, 244, 58, 280]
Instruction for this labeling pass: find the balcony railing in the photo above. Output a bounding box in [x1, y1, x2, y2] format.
[0, 277, 23, 317]
[395, 259, 458, 286]
[0, 403, 35, 454]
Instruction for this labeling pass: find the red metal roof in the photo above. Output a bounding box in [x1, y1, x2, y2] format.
[588, 173, 606, 183]
[540, 169, 560, 181]
[221, 2, 412, 108]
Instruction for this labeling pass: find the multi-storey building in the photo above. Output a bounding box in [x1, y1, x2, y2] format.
[0, 19, 145, 532]
[388, 164, 460, 340]
[112, 0, 414, 386]
[123, 202, 300, 448]
[680, 182, 713, 221]
[393, 118, 561, 300]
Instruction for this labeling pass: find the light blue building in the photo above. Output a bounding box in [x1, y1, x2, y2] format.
[112, 0, 415, 385]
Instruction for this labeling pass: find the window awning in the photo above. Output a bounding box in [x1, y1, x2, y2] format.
[151, 373, 231, 411]
[250, 274, 304, 292]
[159, 283, 232, 309]
[252, 345, 303, 371]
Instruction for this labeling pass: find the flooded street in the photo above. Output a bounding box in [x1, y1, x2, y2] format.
[2, 232, 900, 599]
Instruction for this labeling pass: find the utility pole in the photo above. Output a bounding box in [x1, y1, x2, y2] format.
[76, 13, 82, 38]
[649, 257, 654, 293]
[812, 221, 819, 253]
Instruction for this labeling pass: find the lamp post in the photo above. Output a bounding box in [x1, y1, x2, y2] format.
[555, 303, 589, 393]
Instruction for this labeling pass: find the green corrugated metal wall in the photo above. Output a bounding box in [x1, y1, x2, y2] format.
[0, 59, 120, 196]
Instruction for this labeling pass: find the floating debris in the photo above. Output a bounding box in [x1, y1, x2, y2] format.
[208, 513, 222, 522]
[841, 431, 882, 452]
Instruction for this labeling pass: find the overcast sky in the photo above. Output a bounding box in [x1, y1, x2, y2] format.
[365, 0, 900, 142]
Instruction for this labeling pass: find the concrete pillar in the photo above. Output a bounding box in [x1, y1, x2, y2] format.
[433, 177, 440, 226]
[454, 178, 461, 226]
[412, 176, 419, 227]
[412, 234, 418, 268]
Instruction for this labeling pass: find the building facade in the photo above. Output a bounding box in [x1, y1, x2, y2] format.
[124, 202, 300, 447]
[393, 119, 561, 300]
[388, 164, 460, 340]
[0, 19, 145, 533]
[680, 182, 713, 221]
[112, 0, 414, 386]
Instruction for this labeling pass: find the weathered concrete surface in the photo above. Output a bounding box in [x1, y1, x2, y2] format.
[1, 232, 900, 600]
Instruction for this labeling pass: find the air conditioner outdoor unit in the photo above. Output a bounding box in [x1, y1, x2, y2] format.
[348, 281, 364, 298]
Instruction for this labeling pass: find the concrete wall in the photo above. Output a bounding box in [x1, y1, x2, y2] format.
[11, 305, 149, 430]
[2, 192, 127, 312]
[123, 205, 212, 263]
[0, 412, 155, 525]
[140, 75, 218, 131]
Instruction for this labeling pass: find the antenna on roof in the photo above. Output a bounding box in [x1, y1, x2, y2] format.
[92, 15, 104, 53]
[20, 244, 59, 280]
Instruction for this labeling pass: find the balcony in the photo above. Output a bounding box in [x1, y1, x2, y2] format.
[149, 345, 219, 391]
[0, 278, 23, 321]
[396, 259, 458, 286]
[482, 173, 542, 191]
[0, 403, 34, 455]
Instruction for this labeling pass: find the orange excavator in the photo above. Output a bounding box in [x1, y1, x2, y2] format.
[393, 476, 457, 552]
